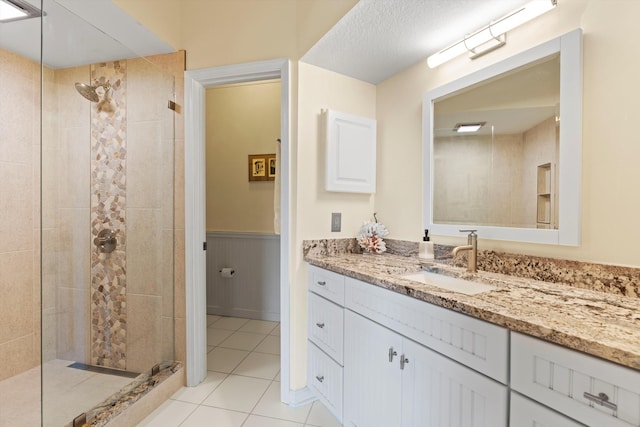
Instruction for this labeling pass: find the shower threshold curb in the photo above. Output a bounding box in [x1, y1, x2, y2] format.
[65, 361, 183, 427]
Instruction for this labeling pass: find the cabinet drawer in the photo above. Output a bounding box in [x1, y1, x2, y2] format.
[309, 292, 344, 365]
[345, 276, 508, 383]
[511, 332, 640, 427]
[308, 265, 345, 305]
[510, 392, 584, 427]
[308, 341, 343, 422]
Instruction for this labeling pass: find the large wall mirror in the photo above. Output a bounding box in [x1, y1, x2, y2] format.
[423, 29, 582, 245]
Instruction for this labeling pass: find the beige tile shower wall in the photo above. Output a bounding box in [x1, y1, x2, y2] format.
[491, 134, 525, 227]
[126, 51, 185, 373]
[0, 48, 39, 381]
[433, 135, 493, 224]
[51, 65, 92, 364]
[41, 65, 59, 363]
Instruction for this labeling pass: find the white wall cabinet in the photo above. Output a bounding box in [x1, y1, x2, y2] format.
[324, 109, 376, 193]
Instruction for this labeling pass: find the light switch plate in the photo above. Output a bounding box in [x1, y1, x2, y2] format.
[331, 212, 341, 232]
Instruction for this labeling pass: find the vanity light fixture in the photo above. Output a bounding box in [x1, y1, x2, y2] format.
[0, 0, 42, 23]
[427, 0, 557, 68]
[454, 122, 486, 133]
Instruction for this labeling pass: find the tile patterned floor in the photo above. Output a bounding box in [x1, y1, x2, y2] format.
[0, 359, 132, 427]
[140, 316, 343, 427]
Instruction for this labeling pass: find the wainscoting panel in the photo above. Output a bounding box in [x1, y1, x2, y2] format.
[206, 232, 280, 321]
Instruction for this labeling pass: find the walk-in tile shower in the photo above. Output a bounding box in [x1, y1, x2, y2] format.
[0, 0, 181, 425]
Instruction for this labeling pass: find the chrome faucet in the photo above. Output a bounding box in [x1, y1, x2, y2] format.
[452, 229, 477, 272]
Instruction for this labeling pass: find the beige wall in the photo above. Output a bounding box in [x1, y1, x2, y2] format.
[205, 81, 281, 233]
[293, 62, 376, 388]
[0, 48, 40, 381]
[376, 0, 640, 268]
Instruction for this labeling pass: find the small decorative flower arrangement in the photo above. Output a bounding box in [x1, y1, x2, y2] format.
[357, 213, 389, 254]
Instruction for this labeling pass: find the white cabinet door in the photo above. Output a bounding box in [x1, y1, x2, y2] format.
[344, 310, 402, 427]
[401, 338, 508, 427]
[325, 109, 376, 194]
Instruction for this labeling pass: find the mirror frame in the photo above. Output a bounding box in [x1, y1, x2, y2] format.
[423, 29, 582, 245]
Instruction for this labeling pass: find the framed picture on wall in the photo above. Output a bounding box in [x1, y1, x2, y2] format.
[248, 154, 276, 181]
[267, 154, 276, 179]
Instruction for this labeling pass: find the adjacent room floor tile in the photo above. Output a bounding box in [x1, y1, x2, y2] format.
[207, 314, 222, 326]
[207, 327, 235, 346]
[233, 352, 281, 380]
[254, 334, 280, 355]
[251, 381, 312, 423]
[270, 324, 281, 336]
[180, 405, 248, 427]
[239, 319, 279, 334]
[207, 347, 250, 373]
[219, 331, 268, 351]
[202, 374, 270, 413]
[170, 371, 227, 404]
[210, 316, 251, 331]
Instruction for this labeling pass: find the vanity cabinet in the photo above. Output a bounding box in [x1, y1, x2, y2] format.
[511, 332, 640, 427]
[344, 309, 507, 427]
[307, 266, 345, 421]
[343, 276, 508, 427]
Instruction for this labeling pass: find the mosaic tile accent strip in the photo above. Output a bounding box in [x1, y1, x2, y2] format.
[90, 61, 127, 369]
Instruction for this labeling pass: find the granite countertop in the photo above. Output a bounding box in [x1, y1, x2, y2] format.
[304, 252, 640, 371]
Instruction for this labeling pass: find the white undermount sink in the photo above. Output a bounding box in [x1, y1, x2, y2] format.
[399, 270, 495, 296]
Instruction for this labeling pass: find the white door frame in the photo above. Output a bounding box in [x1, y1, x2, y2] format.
[184, 58, 293, 401]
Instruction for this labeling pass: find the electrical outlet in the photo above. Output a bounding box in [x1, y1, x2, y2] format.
[331, 212, 341, 232]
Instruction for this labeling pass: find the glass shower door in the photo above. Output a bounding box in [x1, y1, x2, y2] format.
[39, 0, 177, 425]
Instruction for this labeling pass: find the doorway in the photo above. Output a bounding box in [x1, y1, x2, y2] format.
[184, 58, 292, 402]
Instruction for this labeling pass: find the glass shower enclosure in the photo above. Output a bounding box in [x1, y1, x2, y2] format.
[0, 0, 179, 425]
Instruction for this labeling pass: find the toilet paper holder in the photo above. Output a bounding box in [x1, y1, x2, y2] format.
[219, 268, 235, 278]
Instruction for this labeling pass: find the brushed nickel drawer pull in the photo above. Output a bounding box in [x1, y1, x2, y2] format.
[317, 281, 326, 286]
[400, 354, 410, 370]
[315, 375, 324, 383]
[584, 392, 617, 411]
[316, 322, 325, 328]
[388, 347, 397, 362]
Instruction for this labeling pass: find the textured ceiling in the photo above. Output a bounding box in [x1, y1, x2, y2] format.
[302, 0, 530, 84]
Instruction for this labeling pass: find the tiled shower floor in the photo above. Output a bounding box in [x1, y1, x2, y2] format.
[0, 359, 132, 427]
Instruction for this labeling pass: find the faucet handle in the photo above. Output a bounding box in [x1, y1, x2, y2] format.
[459, 229, 477, 236]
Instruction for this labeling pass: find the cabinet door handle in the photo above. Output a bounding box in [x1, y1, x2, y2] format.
[315, 375, 324, 383]
[317, 281, 326, 286]
[584, 392, 617, 411]
[388, 347, 398, 362]
[400, 354, 409, 370]
[316, 322, 325, 328]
